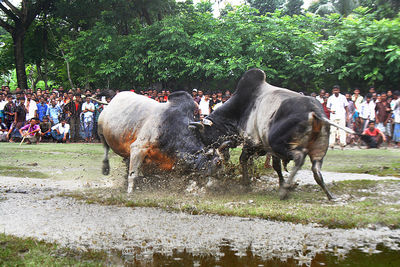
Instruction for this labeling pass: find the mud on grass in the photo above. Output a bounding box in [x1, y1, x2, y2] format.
[0, 233, 107, 266]
[61, 179, 400, 229]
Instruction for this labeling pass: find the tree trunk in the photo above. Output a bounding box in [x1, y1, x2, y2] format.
[43, 27, 49, 90]
[60, 49, 75, 90]
[13, 29, 28, 90]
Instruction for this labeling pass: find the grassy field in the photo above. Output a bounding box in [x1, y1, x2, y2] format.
[0, 233, 106, 266]
[1, 142, 400, 229]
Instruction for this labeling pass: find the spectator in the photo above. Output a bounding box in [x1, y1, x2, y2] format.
[3, 95, 15, 129]
[9, 97, 27, 141]
[199, 93, 210, 118]
[362, 121, 386, 148]
[19, 118, 40, 144]
[192, 89, 201, 104]
[209, 93, 220, 113]
[375, 93, 392, 146]
[36, 96, 48, 122]
[0, 117, 8, 141]
[82, 96, 95, 142]
[64, 93, 82, 142]
[39, 117, 52, 141]
[391, 91, 400, 147]
[352, 88, 363, 111]
[327, 85, 348, 148]
[24, 92, 37, 121]
[46, 99, 62, 125]
[316, 89, 325, 104]
[359, 94, 373, 131]
[51, 119, 70, 143]
[0, 92, 6, 121]
[322, 97, 330, 119]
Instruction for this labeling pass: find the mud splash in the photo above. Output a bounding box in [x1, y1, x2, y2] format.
[1, 176, 400, 266]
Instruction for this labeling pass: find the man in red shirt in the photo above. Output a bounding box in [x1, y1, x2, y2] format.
[362, 121, 386, 148]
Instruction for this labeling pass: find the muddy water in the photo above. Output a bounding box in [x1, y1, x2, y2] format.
[1, 176, 400, 266]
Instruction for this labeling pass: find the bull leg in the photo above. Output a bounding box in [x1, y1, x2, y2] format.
[272, 156, 284, 188]
[311, 160, 334, 200]
[239, 148, 251, 186]
[100, 135, 110, 175]
[127, 145, 145, 194]
[279, 150, 306, 200]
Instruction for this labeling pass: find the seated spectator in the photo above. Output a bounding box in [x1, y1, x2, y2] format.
[0, 117, 8, 141]
[362, 121, 386, 148]
[39, 117, 52, 141]
[51, 119, 70, 143]
[19, 118, 40, 144]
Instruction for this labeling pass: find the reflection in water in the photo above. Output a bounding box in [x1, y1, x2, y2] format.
[114, 242, 400, 267]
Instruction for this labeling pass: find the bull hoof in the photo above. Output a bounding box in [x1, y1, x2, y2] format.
[288, 182, 299, 191]
[102, 160, 110, 175]
[127, 186, 133, 194]
[279, 188, 289, 200]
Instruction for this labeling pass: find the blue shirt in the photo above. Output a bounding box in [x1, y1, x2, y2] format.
[37, 103, 48, 122]
[46, 105, 62, 124]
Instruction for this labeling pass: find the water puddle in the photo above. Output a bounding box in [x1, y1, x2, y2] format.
[108, 242, 400, 266]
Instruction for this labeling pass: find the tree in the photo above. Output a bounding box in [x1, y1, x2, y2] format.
[246, 0, 285, 14]
[283, 0, 304, 16]
[0, 0, 52, 90]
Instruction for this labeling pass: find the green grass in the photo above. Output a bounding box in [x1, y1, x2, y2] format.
[0, 233, 106, 266]
[61, 179, 400, 229]
[0, 143, 125, 182]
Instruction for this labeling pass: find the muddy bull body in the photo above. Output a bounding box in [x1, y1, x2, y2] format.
[98, 91, 221, 193]
[193, 69, 354, 200]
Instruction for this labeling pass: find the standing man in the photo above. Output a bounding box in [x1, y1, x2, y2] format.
[3, 95, 16, 129]
[36, 96, 48, 122]
[316, 89, 325, 104]
[46, 99, 62, 125]
[327, 85, 348, 148]
[64, 93, 82, 142]
[24, 92, 37, 121]
[81, 96, 95, 142]
[391, 91, 400, 147]
[375, 93, 392, 146]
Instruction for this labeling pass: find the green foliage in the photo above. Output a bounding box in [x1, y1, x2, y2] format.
[246, 0, 285, 14]
[321, 13, 400, 91]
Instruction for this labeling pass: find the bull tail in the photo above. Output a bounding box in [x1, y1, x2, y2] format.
[89, 97, 108, 105]
[312, 112, 355, 135]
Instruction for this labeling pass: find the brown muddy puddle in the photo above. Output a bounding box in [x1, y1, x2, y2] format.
[110, 242, 400, 266]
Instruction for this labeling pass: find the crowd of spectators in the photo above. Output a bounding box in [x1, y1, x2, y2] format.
[0, 84, 399, 148]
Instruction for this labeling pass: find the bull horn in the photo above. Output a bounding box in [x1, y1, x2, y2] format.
[205, 148, 215, 156]
[188, 122, 204, 130]
[218, 140, 232, 150]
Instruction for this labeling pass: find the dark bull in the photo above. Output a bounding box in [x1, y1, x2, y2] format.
[190, 68, 358, 200]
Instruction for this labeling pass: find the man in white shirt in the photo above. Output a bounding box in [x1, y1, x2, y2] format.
[327, 85, 348, 148]
[24, 92, 37, 121]
[359, 94, 373, 130]
[198, 94, 210, 118]
[315, 89, 325, 104]
[82, 96, 95, 142]
[51, 119, 70, 143]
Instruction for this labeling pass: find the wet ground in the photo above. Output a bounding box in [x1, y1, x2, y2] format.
[1, 175, 400, 266]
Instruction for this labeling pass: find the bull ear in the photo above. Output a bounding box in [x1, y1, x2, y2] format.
[188, 122, 204, 130]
